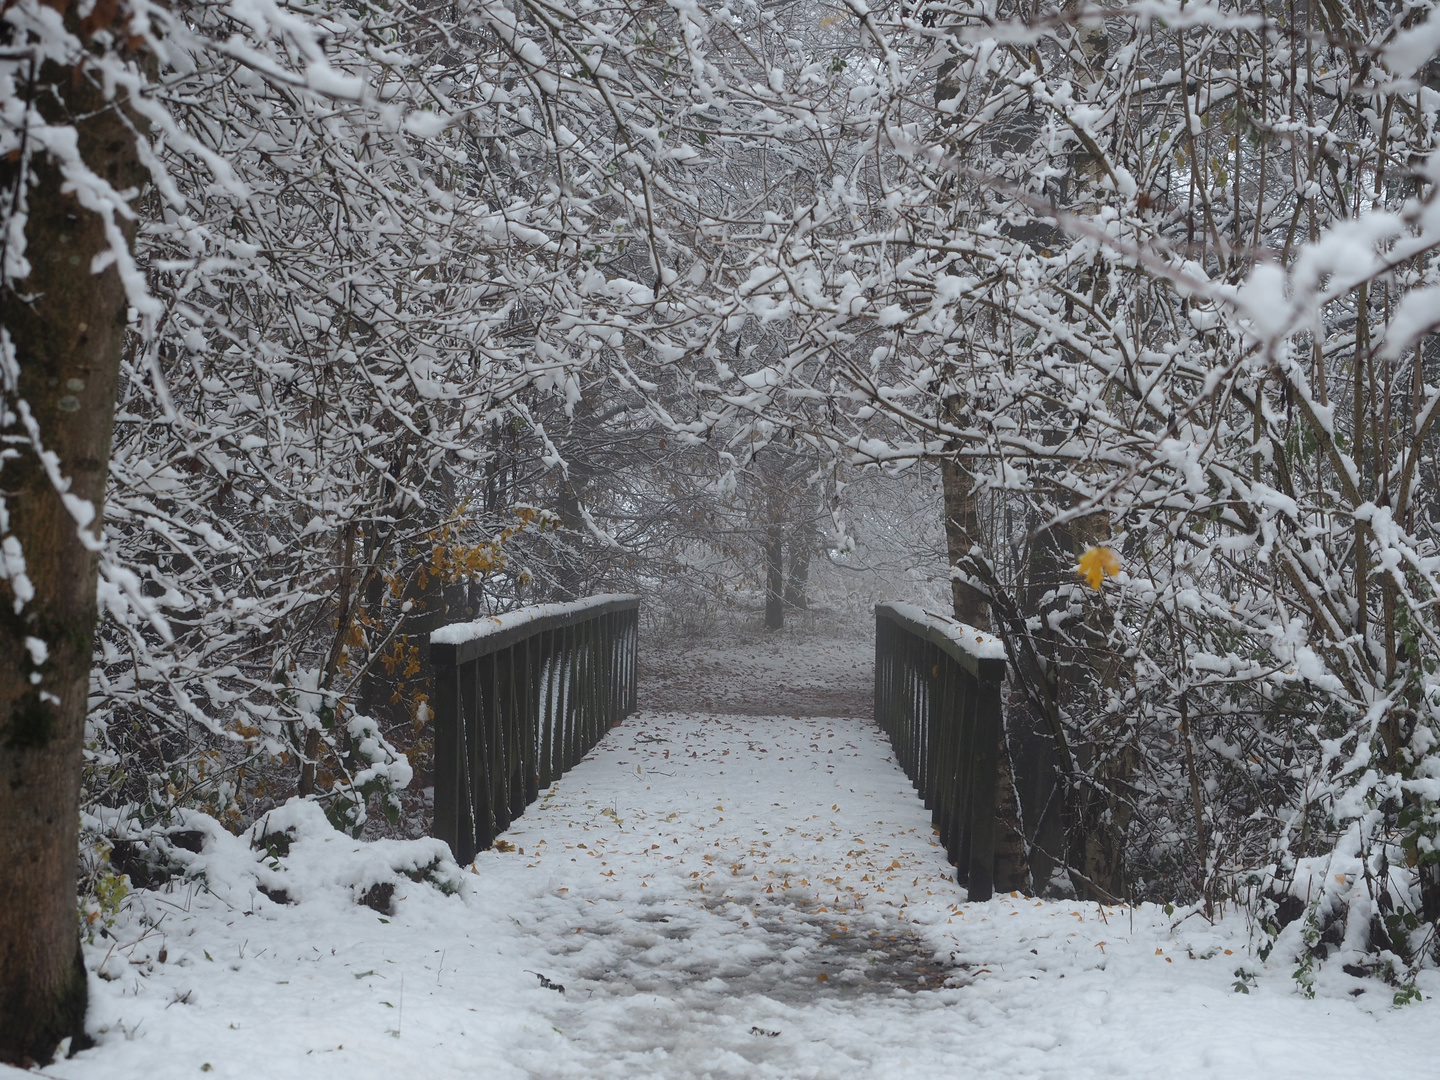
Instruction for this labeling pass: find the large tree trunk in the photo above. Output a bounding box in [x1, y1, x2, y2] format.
[939, 455, 988, 627]
[783, 519, 814, 611]
[0, 41, 144, 1066]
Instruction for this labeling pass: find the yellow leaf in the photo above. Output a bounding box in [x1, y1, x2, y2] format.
[1078, 546, 1121, 589]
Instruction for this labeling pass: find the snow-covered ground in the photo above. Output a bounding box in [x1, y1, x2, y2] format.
[23, 697, 1440, 1079]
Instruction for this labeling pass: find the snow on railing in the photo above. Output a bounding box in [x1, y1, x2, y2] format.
[874, 602, 1007, 901]
[874, 602, 1007, 662]
[430, 593, 640, 647]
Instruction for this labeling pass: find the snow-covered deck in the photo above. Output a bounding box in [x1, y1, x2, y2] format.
[51, 694, 1440, 1080]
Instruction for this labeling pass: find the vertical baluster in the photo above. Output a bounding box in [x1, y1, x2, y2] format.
[601, 611, 612, 728]
[911, 638, 922, 783]
[893, 628, 905, 760]
[907, 640, 918, 785]
[539, 630, 556, 789]
[591, 615, 602, 744]
[916, 640, 927, 798]
[553, 626, 566, 778]
[487, 650, 509, 835]
[929, 645, 939, 801]
[521, 634, 538, 807]
[565, 621, 580, 769]
[613, 610, 623, 723]
[586, 617, 599, 750]
[628, 606, 639, 713]
[884, 619, 893, 737]
[529, 630, 542, 799]
[887, 624, 898, 760]
[884, 618, 894, 738]
[601, 611, 613, 730]
[875, 622, 887, 743]
[571, 626, 581, 767]
[475, 659, 498, 852]
[940, 657, 963, 866]
[954, 664, 978, 883]
[506, 644, 524, 819]
[573, 619, 586, 758]
[571, 620, 584, 759]
[931, 655, 952, 848]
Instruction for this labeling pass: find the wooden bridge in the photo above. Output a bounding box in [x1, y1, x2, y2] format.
[428, 594, 1008, 900]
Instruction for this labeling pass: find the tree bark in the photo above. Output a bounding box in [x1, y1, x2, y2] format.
[0, 41, 144, 1066]
[783, 519, 814, 611]
[938, 446, 1030, 893]
[763, 521, 784, 630]
[554, 385, 597, 602]
[939, 454, 988, 627]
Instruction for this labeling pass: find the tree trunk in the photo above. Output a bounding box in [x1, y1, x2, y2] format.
[554, 385, 597, 602]
[939, 454, 989, 627]
[939, 462, 1031, 892]
[0, 42, 144, 1066]
[938, 403, 1030, 893]
[763, 522, 784, 630]
[555, 476, 587, 601]
[783, 519, 814, 611]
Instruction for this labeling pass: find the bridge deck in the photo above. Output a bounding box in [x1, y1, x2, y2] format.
[62, 634, 1438, 1080]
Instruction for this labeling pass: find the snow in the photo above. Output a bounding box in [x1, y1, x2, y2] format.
[1383, 14, 1440, 77]
[429, 593, 639, 645]
[879, 602, 1007, 660]
[36, 680, 1439, 1079]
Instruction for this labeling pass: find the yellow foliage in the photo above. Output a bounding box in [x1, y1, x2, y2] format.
[379, 639, 422, 678]
[1078, 546, 1122, 589]
[417, 506, 558, 588]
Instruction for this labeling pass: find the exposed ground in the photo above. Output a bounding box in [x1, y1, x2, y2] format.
[639, 618, 874, 718]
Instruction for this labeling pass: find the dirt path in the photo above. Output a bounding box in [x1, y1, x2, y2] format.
[638, 631, 874, 718]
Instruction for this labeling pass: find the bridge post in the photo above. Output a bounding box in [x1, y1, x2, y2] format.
[432, 657, 465, 862]
[965, 656, 1005, 901]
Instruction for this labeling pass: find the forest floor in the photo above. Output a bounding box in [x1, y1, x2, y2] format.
[16, 618, 1440, 1079]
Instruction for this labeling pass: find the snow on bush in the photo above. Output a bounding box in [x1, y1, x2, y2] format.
[101, 800, 463, 919]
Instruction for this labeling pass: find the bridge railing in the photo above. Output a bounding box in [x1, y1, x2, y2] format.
[428, 594, 639, 862]
[874, 603, 1006, 901]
